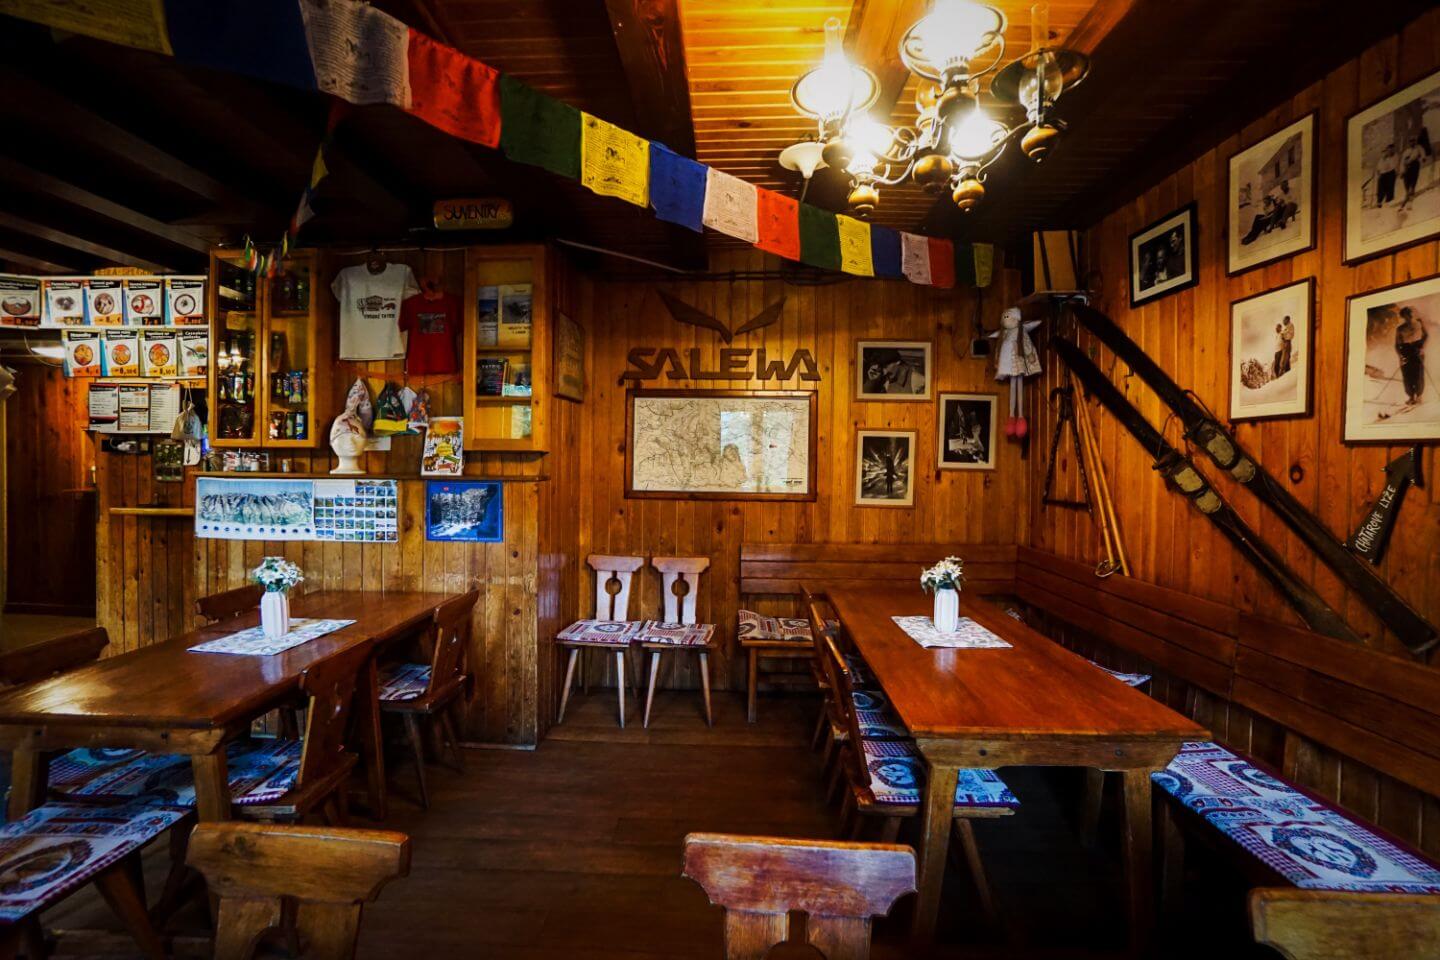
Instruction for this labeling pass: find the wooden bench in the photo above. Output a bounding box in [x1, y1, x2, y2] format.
[736, 543, 1018, 722]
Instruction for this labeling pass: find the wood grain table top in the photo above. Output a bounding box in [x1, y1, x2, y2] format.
[0, 591, 453, 731]
[827, 587, 1208, 743]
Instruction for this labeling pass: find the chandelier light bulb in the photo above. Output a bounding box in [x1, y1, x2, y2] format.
[790, 18, 879, 124]
[947, 102, 1007, 162]
[902, 0, 1006, 82]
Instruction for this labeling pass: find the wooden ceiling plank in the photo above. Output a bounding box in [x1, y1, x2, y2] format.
[0, 246, 79, 275]
[0, 210, 174, 273]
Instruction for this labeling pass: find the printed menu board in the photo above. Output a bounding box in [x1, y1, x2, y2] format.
[0, 275, 41, 326]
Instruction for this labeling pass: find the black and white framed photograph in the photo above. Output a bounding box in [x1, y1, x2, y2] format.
[855, 340, 931, 401]
[855, 430, 915, 507]
[1129, 203, 1198, 306]
[1229, 279, 1314, 422]
[937, 392, 997, 470]
[1344, 274, 1440, 443]
[1345, 69, 1440, 263]
[1228, 114, 1316, 274]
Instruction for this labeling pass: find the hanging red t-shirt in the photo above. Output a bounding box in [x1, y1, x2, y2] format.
[398, 291, 461, 375]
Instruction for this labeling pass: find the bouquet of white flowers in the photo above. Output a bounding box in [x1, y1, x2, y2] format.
[250, 556, 303, 594]
[920, 556, 965, 593]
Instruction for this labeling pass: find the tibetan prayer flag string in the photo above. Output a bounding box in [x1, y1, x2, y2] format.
[927, 237, 956, 289]
[870, 226, 903, 279]
[702, 169, 758, 243]
[648, 144, 706, 232]
[0, 0, 172, 53]
[165, 0, 315, 90]
[580, 114, 649, 207]
[836, 215, 874, 276]
[955, 243, 977, 288]
[406, 30, 500, 147]
[298, 0, 411, 108]
[900, 232, 931, 285]
[973, 243, 995, 288]
[499, 75, 581, 179]
[798, 204, 840, 272]
[755, 188, 800, 261]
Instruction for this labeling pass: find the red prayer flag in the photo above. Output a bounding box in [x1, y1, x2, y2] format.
[406, 30, 501, 147]
[755, 188, 800, 261]
[928, 237, 955, 288]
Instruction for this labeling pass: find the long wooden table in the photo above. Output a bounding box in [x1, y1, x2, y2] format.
[827, 587, 1208, 949]
[0, 590, 455, 823]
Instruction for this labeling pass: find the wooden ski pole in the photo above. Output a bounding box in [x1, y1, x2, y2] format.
[1072, 370, 1130, 576]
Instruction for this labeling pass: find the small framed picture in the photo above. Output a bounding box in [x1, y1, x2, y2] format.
[1128, 203, 1197, 307]
[937, 392, 997, 470]
[1229, 279, 1314, 421]
[855, 340, 931, 400]
[1228, 114, 1316, 275]
[425, 479, 503, 542]
[1344, 68, 1440, 264]
[1343, 273, 1440, 443]
[855, 430, 915, 507]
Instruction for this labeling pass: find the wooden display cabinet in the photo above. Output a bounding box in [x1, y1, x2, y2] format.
[207, 248, 329, 448]
[462, 245, 549, 452]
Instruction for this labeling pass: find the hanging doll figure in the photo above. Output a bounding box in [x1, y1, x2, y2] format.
[989, 306, 1042, 438]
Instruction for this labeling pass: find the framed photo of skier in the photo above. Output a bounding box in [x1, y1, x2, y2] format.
[855, 340, 932, 401]
[1228, 279, 1314, 421]
[1227, 114, 1316, 275]
[1344, 68, 1440, 264]
[1343, 274, 1440, 443]
[1128, 203, 1197, 307]
[937, 393, 997, 470]
[425, 479, 503, 542]
[855, 430, 915, 507]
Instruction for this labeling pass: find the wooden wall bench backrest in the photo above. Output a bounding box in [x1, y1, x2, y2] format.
[1233, 615, 1440, 801]
[739, 543, 1017, 599]
[1014, 547, 1239, 698]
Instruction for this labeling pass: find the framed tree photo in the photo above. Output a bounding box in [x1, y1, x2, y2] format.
[855, 340, 931, 400]
[1228, 114, 1316, 275]
[1229, 279, 1314, 421]
[1344, 68, 1440, 264]
[1129, 203, 1198, 306]
[937, 392, 998, 469]
[855, 430, 915, 507]
[1343, 274, 1440, 443]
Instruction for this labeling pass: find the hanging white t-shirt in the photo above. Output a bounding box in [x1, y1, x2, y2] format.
[332, 263, 419, 360]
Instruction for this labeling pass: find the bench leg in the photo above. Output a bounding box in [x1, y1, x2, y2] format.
[95, 853, 165, 960]
[1156, 791, 1185, 929]
[952, 818, 1000, 928]
[911, 761, 960, 942]
[614, 649, 627, 729]
[1120, 768, 1156, 957]
[1080, 767, 1106, 846]
[557, 647, 580, 724]
[698, 652, 713, 727]
[643, 650, 662, 729]
[747, 648, 758, 724]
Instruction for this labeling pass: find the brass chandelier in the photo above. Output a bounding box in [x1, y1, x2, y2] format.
[780, 1, 1090, 216]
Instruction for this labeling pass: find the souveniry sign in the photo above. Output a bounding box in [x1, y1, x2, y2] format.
[432, 198, 513, 231]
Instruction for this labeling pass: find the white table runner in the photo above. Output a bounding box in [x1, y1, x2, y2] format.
[892, 616, 1011, 650]
[188, 618, 356, 657]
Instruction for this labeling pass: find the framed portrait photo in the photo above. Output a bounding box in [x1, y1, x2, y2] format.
[855, 340, 932, 401]
[1345, 68, 1440, 264]
[855, 430, 916, 507]
[1129, 203, 1198, 307]
[1228, 114, 1316, 275]
[1344, 273, 1440, 443]
[937, 392, 998, 470]
[1229, 279, 1314, 421]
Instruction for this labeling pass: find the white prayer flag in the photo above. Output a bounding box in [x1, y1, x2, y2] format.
[900, 232, 932, 286]
[702, 169, 758, 243]
[299, 0, 412, 108]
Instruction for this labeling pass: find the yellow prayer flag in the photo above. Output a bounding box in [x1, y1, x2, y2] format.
[580, 113, 649, 208]
[0, 0, 172, 54]
[837, 215, 874, 276]
[310, 152, 329, 189]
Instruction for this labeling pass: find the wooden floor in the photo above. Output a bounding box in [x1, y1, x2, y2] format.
[41, 690, 1268, 959]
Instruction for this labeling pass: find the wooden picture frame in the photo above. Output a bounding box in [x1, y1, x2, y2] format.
[1342, 273, 1440, 444]
[936, 392, 998, 470]
[1227, 113, 1317, 276]
[855, 340, 932, 401]
[855, 429, 916, 507]
[1344, 68, 1440, 265]
[1128, 203, 1198, 307]
[624, 389, 817, 501]
[553, 311, 585, 401]
[1228, 279, 1315, 422]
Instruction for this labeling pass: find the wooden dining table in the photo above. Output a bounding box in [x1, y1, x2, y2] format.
[826, 586, 1208, 950]
[0, 590, 457, 824]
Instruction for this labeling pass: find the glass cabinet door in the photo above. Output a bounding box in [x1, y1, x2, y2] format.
[209, 255, 260, 446]
[263, 254, 317, 445]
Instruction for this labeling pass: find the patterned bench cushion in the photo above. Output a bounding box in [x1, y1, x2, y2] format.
[844, 654, 875, 685]
[1088, 660, 1151, 688]
[47, 749, 168, 797]
[860, 739, 1018, 810]
[53, 739, 302, 809]
[737, 610, 812, 644]
[0, 800, 190, 924]
[557, 619, 642, 645]
[855, 709, 909, 739]
[637, 621, 715, 646]
[1154, 741, 1440, 894]
[850, 688, 891, 713]
[380, 662, 431, 701]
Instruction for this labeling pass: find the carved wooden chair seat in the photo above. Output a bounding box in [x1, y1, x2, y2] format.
[637, 557, 718, 728]
[557, 555, 646, 728]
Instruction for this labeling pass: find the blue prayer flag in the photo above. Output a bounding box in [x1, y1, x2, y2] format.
[649, 143, 706, 232]
[165, 0, 317, 92]
[870, 226, 903, 278]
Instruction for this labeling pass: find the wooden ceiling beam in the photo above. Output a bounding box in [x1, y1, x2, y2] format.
[0, 210, 175, 273]
[0, 246, 79, 275]
[604, 0, 697, 157]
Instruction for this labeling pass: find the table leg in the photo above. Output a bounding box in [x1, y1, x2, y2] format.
[1120, 768, 1156, 956]
[746, 649, 758, 724]
[911, 759, 959, 942]
[7, 747, 48, 821]
[190, 751, 232, 822]
[354, 658, 388, 821]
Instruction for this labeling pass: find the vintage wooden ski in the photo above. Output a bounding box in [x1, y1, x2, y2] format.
[1347, 448, 1423, 566]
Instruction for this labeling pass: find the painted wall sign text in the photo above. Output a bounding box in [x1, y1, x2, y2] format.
[432, 198, 514, 230]
[622, 347, 821, 382]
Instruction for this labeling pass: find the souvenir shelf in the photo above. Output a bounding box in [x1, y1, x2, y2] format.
[462, 245, 549, 453]
[207, 249, 330, 448]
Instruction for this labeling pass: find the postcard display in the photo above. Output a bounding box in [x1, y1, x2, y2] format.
[463, 247, 547, 450]
[195, 476, 399, 543]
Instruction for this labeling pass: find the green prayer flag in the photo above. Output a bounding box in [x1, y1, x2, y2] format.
[955, 243, 977, 288]
[499, 74, 581, 179]
[798, 204, 840, 272]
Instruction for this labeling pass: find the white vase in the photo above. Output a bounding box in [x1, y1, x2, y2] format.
[933, 586, 960, 634]
[261, 591, 291, 640]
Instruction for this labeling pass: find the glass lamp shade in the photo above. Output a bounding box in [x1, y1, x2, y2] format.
[791, 18, 879, 123]
[946, 103, 1008, 163]
[900, 0, 1007, 82]
[991, 48, 1090, 121]
[844, 116, 899, 173]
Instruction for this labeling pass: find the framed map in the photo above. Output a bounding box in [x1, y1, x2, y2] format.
[625, 389, 816, 501]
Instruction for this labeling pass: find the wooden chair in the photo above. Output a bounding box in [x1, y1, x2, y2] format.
[195, 584, 265, 622]
[187, 821, 410, 960]
[801, 588, 847, 765]
[556, 555, 645, 728]
[639, 556, 717, 728]
[378, 590, 480, 810]
[1250, 889, 1440, 960]
[682, 832, 915, 959]
[0, 626, 108, 686]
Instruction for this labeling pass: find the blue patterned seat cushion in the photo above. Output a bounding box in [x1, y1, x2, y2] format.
[557, 619, 641, 645]
[843, 654, 875, 685]
[1087, 659, 1151, 687]
[0, 799, 190, 923]
[46, 749, 162, 796]
[1154, 741, 1440, 893]
[52, 739, 302, 809]
[637, 621, 715, 646]
[850, 688, 890, 713]
[860, 739, 1018, 810]
[736, 610, 812, 644]
[379, 662, 431, 701]
[855, 709, 909, 739]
